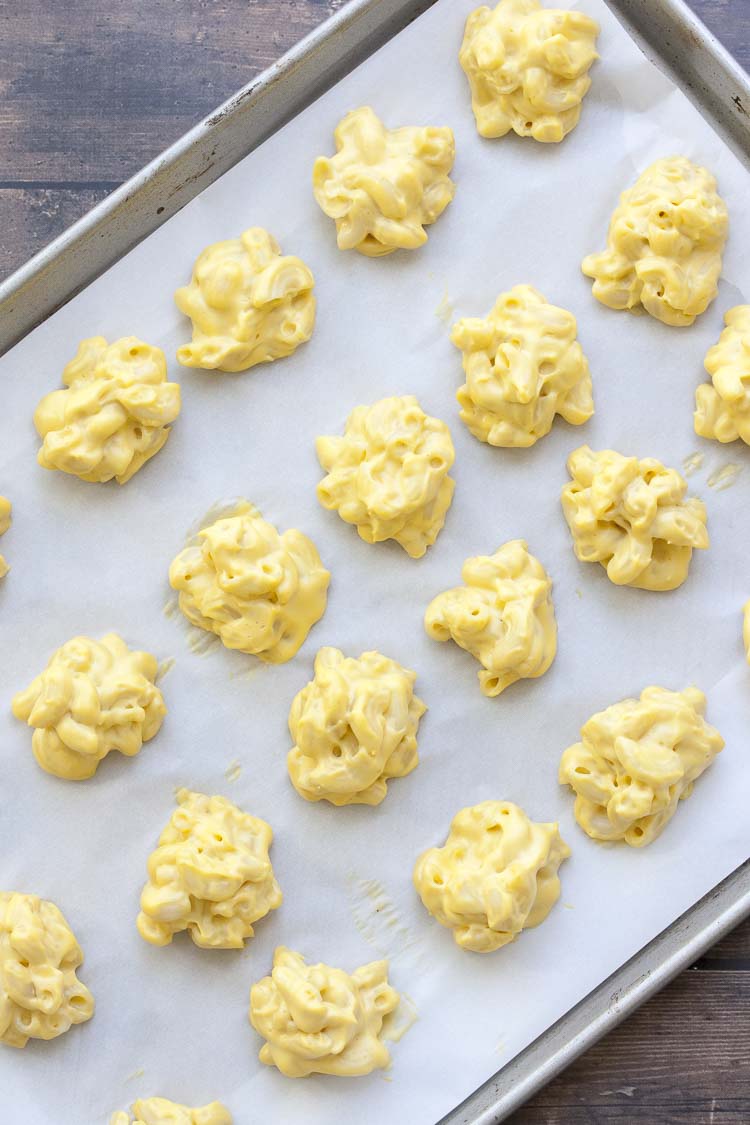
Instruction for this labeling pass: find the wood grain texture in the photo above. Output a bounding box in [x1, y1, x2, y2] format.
[0, 187, 111, 279]
[0, 0, 748, 279]
[510, 972, 750, 1124]
[0, 2, 749, 1122]
[0, 0, 346, 181]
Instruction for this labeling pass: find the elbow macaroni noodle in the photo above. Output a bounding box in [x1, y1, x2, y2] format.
[561, 445, 709, 591]
[459, 0, 599, 142]
[316, 395, 455, 558]
[0, 892, 94, 1048]
[137, 789, 282, 950]
[249, 946, 399, 1077]
[174, 228, 315, 372]
[0, 495, 11, 578]
[287, 647, 426, 806]
[559, 686, 724, 846]
[451, 285, 593, 447]
[694, 305, 750, 445]
[312, 106, 455, 256]
[169, 503, 330, 662]
[11, 633, 166, 781]
[743, 600, 750, 664]
[33, 337, 180, 485]
[582, 157, 728, 327]
[424, 539, 556, 696]
[110, 1100, 232, 1125]
[413, 801, 570, 952]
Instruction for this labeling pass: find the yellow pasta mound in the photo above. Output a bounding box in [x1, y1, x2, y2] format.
[744, 600, 750, 664]
[287, 647, 426, 806]
[33, 337, 180, 485]
[413, 801, 570, 953]
[11, 633, 166, 781]
[460, 0, 599, 142]
[0, 892, 94, 1048]
[316, 395, 455, 558]
[249, 946, 399, 1077]
[559, 686, 724, 847]
[451, 285, 593, 447]
[110, 1099, 232, 1125]
[312, 106, 455, 256]
[695, 305, 750, 444]
[424, 539, 556, 697]
[137, 789, 282, 950]
[582, 157, 728, 327]
[0, 495, 11, 578]
[174, 227, 315, 372]
[169, 503, 330, 662]
[561, 445, 709, 591]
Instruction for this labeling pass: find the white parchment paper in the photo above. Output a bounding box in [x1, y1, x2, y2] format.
[1, 1, 749, 1121]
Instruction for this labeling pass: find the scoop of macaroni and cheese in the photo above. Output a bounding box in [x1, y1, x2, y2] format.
[249, 946, 399, 1077]
[34, 336, 180, 484]
[175, 227, 315, 372]
[137, 789, 282, 950]
[12, 633, 166, 780]
[169, 503, 330, 662]
[413, 801, 570, 952]
[559, 686, 724, 846]
[287, 647, 426, 806]
[424, 539, 557, 696]
[313, 106, 455, 256]
[0, 892, 94, 1048]
[110, 1099, 232, 1125]
[451, 284, 593, 448]
[316, 395, 455, 558]
[459, 0, 599, 142]
[561, 445, 709, 591]
[582, 156, 728, 327]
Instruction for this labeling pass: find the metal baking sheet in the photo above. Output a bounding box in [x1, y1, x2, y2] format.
[1, 2, 749, 1123]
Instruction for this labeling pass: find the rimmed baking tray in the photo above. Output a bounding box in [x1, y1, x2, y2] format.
[1, 2, 749, 1122]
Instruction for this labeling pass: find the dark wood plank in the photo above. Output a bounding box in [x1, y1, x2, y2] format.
[508, 970, 750, 1123]
[691, 0, 750, 63]
[0, 0, 338, 182]
[0, 186, 111, 279]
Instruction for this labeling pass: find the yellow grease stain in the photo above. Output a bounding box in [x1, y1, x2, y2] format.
[187, 628, 221, 657]
[707, 462, 743, 491]
[225, 759, 242, 783]
[156, 657, 176, 682]
[348, 875, 418, 960]
[435, 288, 455, 325]
[166, 593, 221, 658]
[682, 451, 705, 477]
[163, 597, 178, 619]
[382, 992, 419, 1044]
[230, 662, 263, 681]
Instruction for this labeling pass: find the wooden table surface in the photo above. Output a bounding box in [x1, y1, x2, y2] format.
[1, 2, 748, 1122]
